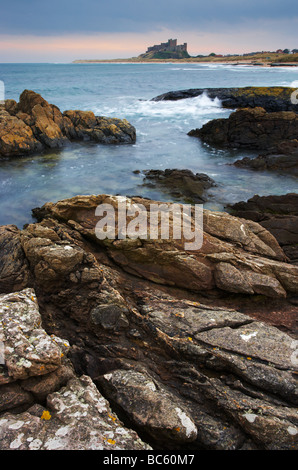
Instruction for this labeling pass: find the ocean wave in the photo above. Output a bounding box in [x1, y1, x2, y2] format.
[95, 92, 225, 119]
[138, 93, 223, 117]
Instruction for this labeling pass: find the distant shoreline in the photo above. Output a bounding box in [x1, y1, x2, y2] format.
[72, 56, 298, 67]
[72, 50, 298, 67]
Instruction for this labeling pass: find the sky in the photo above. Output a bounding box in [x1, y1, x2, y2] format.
[0, 0, 298, 62]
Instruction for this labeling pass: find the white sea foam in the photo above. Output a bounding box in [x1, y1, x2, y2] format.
[138, 93, 223, 117]
[96, 92, 224, 120]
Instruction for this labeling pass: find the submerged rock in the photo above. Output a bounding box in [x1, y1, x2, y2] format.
[140, 168, 216, 203]
[0, 90, 136, 158]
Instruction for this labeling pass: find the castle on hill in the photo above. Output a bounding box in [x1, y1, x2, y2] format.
[146, 39, 188, 54]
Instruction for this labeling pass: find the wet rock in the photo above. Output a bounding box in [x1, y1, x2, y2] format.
[0, 90, 136, 158]
[152, 86, 298, 113]
[188, 107, 298, 151]
[233, 139, 298, 176]
[233, 152, 298, 177]
[141, 168, 216, 203]
[0, 107, 43, 157]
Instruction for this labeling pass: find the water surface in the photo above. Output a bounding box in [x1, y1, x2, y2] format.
[0, 62, 297, 227]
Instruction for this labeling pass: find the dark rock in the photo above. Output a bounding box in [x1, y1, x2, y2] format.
[188, 107, 298, 151]
[233, 139, 298, 176]
[152, 86, 298, 113]
[233, 153, 298, 176]
[141, 168, 216, 203]
[228, 193, 298, 264]
[0, 225, 31, 293]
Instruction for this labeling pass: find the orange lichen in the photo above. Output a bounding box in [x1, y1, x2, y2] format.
[41, 410, 51, 420]
[107, 439, 116, 445]
[108, 413, 117, 422]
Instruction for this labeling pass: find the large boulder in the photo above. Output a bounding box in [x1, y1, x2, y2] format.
[0, 107, 43, 157]
[0, 285, 297, 450]
[0, 90, 136, 158]
[188, 107, 298, 151]
[63, 110, 136, 144]
[30, 194, 298, 299]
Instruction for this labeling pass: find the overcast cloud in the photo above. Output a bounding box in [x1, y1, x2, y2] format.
[1, 0, 298, 34]
[0, 0, 297, 61]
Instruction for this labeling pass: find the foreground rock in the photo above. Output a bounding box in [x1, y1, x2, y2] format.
[139, 168, 216, 203]
[0, 195, 297, 450]
[0, 90, 136, 157]
[31, 194, 298, 299]
[153, 86, 298, 113]
[0, 289, 150, 450]
[188, 107, 298, 151]
[228, 193, 298, 264]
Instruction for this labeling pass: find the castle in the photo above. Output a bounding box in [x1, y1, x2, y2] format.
[146, 39, 188, 54]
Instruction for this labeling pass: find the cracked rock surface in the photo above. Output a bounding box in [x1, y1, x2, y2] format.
[0, 194, 297, 450]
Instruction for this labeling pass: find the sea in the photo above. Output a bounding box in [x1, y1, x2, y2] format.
[0, 62, 298, 227]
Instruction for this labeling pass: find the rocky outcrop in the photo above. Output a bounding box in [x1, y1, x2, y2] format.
[30, 194, 298, 300]
[0, 90, 136, 158]
[188, 107, 298, 151]
[228, 193, 298, 264]
[233, 140, 298, 177]
[152, 86, 298, 113]
[139, 168, 216, 203]
[0, 195, 297, 450]
[0, 288, 151, 450]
